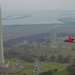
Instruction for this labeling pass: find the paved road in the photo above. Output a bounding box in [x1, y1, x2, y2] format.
[34, 61, 42, 75]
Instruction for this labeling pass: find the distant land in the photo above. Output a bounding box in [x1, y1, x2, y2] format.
[1, 11, 75, 41]
[2, 15, 31, 20]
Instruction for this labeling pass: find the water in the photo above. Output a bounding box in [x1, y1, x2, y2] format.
[2, 11, 75, 25]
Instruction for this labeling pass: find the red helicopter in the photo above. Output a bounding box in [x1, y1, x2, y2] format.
[64, 37, 75, 43]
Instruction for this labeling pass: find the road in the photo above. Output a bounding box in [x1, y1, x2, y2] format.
[34, 61, 43, 75]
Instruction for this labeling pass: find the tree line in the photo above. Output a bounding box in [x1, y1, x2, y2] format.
[39, 54, 72, 63]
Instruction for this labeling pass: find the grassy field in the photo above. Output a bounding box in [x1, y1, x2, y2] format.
[5, 58, 70, 75]
[52, 70, 69, 75]
[42, 62, 67, 70]
[42, 62, 69, 75]
[5, 60, 70, 75]
[5, 58, 34, 75]
[6, 70, 33, 75]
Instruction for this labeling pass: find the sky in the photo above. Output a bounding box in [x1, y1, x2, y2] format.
[0, 0, 75, 13]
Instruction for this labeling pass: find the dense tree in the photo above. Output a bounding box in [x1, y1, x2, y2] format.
[66, 64, 75, 75]
[39, 70, 53, 75]
[39, 55, 47, 62]
[24, 73, 26, 75]
[4, 51, 35, 63]
[57, 54, 64, 63]
[50, 55, 56, 62]
[54, 69, 58, 72]
[57, 54, 70, 63]
[65, 54, 71, 63]
[73, 59, 75, 63]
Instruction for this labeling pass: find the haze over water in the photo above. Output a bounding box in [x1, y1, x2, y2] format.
[2, 11, 75, 25]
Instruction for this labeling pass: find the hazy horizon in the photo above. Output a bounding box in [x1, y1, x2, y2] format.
[1, 10, 75, 25]
[0, 0, 75, 25]
[0, 0, 75, 12]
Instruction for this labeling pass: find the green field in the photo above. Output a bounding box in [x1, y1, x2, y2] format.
[6, 70, 33, 75]
[53, 70, 69, 75]
[6, 60, 70, 75]
[5, 58, 33, 75]
[42, 62, 69, 75]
